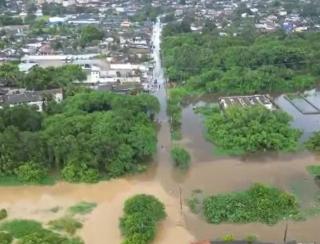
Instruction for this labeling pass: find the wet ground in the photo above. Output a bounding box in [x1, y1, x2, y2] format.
[1, 18, 320, 243]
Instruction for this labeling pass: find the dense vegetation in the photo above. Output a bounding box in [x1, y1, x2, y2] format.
[68, 202, 97, 215]
[162, 30, 320, 94]
[120, 194, 166, 244]
[0, 15, 23, 26]
[79, 26, 104, 48]
[0, 91, 159, 184]
[203, 184, 299, 224]
[48, 216, 82, 235]
[305, 132, 320, 152]
[306, 165, 320, 178]
[170, 146, 191, 169]
[167, 88, 187, 140]
[205, 105, 301, 154]
[0, 63, 86, 90]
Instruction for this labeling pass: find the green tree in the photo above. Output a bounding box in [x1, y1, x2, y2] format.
[205, 106, 301, 153]
[305, 131, 320, 151]
[79, 26, 104, 47]
[14, 162, 47, 183]
[170, 146, 191, 169]
[0, 63, 23, 87]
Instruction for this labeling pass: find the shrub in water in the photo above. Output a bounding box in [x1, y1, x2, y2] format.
[18, 229, 84, 244]
[123, 194, 166, 222]
[0, 219, 43, 238]
[120, 194, 166, 244]
[0, 232, 12, 244]
[203, 184, 299, 225]
[170, 146, 191, 170]
[120, 212, 156, 243]
[68, 202, 97, 215]
[0, 209, 7, 220]
[48, 216, 82, 235]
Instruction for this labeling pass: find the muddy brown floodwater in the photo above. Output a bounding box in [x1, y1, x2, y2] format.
[1, 18, 320, 244]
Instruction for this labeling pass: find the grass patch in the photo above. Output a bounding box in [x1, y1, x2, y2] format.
[307, 165, 320, 177]
[68, 202, 97, 215]
[0, 232, 13, 244]
[212, 146, 245, 157]
[194, 103, 220, 116]
[290, 177, 320, 220]
[171, 129, 182, 141]
[203, 183, 299, 225]
[0, 219, 43, 238]
[0, 175, 57, 186]
[48, 216, 82, 235]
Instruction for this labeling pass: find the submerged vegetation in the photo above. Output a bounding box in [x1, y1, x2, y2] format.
[0, 217, 84, 243]
[305, 132, 320, 152]
[205, 105, 301, 154]
[306, 165, 320, 178]
[0, 220, 43, 238]
[0, 91, 159, 184]
[48, 216, 82, 235]
[120, 194, 166, 244]
[167, 88, 188, 140]
[203, 184, 299, 225]
[170, 146, 191, 170]
[68, 202, 97, 215]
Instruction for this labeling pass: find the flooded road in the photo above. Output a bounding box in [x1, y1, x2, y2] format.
[1, 18, 320, 243]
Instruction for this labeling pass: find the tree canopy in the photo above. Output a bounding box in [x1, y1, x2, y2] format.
[120, 194, 166, 244]
[0, 63, 86, 90]
[162, 31, 320, 94]
[203, 183, 299, 225]
[0, 91, 159, 183]
[205, 105, 301, 153]
[79, 26, 104, 47]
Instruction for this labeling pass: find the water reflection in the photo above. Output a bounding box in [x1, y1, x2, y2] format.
[275, 93, 320, 141]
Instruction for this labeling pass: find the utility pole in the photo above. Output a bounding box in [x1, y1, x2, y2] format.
[283, 221, 288, 243]
[179, 186, 183, 214]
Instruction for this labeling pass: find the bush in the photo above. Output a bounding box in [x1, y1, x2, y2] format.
[203, 184, 299, 225]
[306, 165, 320, 177]
[14, 162, 47, 183]
[306, 131, 320, 151]
[205, 106, 301, 154]
[170, 146, 191, 170]
[123, 194, 166, 222]
[222, 234, 234, 242]
[61, 162, 99, 183]
[120, 194, 166, 244]
[68, 202, 97, 215]
[0, 219, 43, 238]
[120, 213, 156, 243]
[48, 216, 82, 235]
[0, 209, 7, 220]
[0, 232, 12, 244]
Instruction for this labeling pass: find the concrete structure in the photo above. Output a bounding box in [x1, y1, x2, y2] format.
[219, 95, 275, 110]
